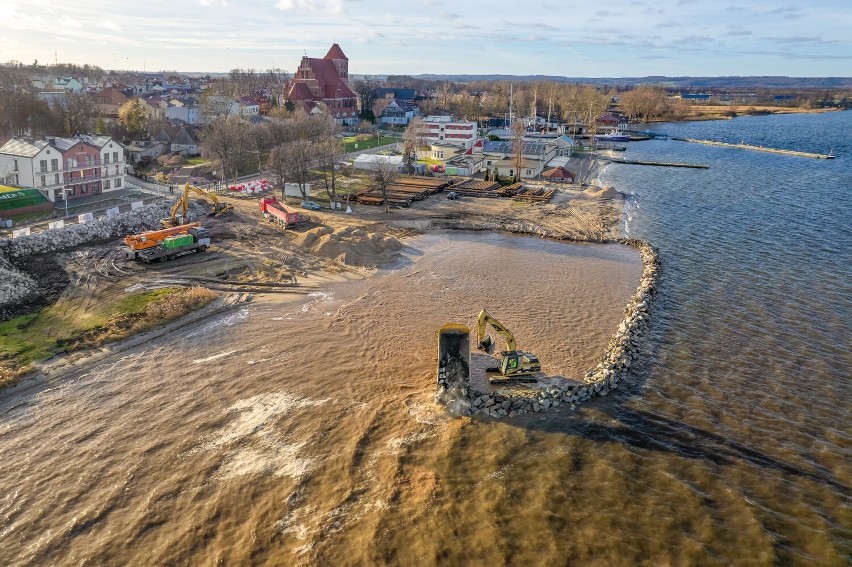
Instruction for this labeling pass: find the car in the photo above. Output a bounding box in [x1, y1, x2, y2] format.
[301, 201, 322, 211]
[446, 191, 459, 200]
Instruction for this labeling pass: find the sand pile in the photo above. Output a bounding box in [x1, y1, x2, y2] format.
[296, 226, 402, 267]
[584, 185, 621, 200]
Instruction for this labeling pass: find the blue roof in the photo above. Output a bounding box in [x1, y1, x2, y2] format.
[482, 140, 550, 155]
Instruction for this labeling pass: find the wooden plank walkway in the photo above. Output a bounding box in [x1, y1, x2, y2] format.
[672, 138, 835, 159]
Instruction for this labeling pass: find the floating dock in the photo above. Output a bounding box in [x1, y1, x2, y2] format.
[672, 138, 835, 159]
[598, 156, 709, 169]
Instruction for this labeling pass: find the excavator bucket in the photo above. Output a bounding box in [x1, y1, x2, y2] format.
[437, 324, 471, 393]
[478, 333, 495, 355]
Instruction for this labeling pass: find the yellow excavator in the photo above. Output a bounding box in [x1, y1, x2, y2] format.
[476, 309, 541, 383]
[163, 182, 234, 227]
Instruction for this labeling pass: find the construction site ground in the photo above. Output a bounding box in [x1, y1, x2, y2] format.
[3, 182, 623, 379]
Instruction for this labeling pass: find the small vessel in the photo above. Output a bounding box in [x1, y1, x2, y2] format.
[595, 132, 631, 142]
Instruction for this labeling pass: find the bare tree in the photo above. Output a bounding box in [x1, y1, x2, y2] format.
[511, 118, 525, 183]
[52, 93, 97, 136]
[372, 161, 399, 213]
[317, 135, 344, 207]
[201, 116, 251, 186]
[402, 116, 425, 174]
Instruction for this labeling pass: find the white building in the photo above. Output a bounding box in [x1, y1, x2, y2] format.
[166, 104, 203, 125]
[421, 115, 478, 149]
[0, 134, 126, 203]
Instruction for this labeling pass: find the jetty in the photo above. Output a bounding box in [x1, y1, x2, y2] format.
[597, 156, 709, 169]
[672, 137, 835, 159]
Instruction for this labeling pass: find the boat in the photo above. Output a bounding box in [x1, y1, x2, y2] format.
[594, 132, 631, 143]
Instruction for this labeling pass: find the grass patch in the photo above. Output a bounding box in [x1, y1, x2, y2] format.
[184, 157, 210, 166]
[0, 286, 217, 388]
[343, 135, 397, 153]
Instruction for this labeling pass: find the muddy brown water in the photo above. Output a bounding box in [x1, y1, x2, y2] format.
[2, 229, 835, 566]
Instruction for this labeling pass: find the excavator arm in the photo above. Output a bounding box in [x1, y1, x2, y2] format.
[475, 308, 541, 381]
[164, 183, 233, 227]
[476, 309, 517, 354]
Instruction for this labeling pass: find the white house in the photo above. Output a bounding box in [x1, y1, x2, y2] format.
[379, 100, 418, 126]
[166, 103, 203, 125]
[0, 134, 125, 203]
[0, 138, 64, 198]
[421, 115, 478, 149]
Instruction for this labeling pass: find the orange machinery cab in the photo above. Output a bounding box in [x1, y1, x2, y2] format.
[124, 222, 201, 251]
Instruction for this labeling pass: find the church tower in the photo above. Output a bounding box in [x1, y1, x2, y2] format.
[324, 43, 349, 84]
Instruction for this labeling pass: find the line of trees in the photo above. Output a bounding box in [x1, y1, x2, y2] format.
[200, 110, 344, 203]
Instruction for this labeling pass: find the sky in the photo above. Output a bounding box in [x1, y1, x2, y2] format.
[1, 0, 851, 77]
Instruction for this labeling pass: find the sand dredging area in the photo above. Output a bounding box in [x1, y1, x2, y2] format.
[0, 181, 660, 420]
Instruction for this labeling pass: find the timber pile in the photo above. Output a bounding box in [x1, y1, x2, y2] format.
[512, 187, 556, 203]
[499, 182, 523, 197]
[451, 179, 503, 198]
[355, 175, 450, 207]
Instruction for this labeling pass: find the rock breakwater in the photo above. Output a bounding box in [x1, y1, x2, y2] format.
[433, 218, 660, 419]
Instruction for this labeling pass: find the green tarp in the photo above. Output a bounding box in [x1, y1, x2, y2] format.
[0, 186, 50, 212]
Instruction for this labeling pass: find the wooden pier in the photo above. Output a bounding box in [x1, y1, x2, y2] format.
[672, 137, 835, 159]
[598, 156, 709, 169]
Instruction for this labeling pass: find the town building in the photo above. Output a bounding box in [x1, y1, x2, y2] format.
[379, 99, 419, 125]
[285, 43, 358, 125]
[420, 116, 478, 149]
[0, 135, 125, 203]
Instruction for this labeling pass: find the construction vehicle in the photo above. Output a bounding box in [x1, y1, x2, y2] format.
[124, 223, 211, 263]
[163, 182, 233, 227]
[437, 323, 471, 389]
[259, 196, 300, 228]
[476, 309, 541, 383]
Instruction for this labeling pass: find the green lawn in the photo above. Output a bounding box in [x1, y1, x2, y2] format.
[184, 157, 210, 166]
[343, 135, 397, 153]
[0, 288, 177, 369]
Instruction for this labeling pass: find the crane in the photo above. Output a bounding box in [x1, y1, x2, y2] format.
[163, 182, 233, 227]
[476, 309, 541, 382]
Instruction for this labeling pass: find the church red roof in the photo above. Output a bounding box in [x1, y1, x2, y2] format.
[288, 82, 314, 101]
[324, 43, 348, 60]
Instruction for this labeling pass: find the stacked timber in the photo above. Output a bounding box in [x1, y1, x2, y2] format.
[512, 187, 556, 203]
[451, 179, 503, 198]
[355, 175, 451, 207]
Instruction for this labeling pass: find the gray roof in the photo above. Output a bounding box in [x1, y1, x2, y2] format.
[0, 138, 48, 157]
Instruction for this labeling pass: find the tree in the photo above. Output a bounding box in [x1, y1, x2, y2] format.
[118, 98, 149, 140]
[619, 85, 669, 123]
[350, 79, 378, 122]
[52, 93, 97, 136]
[372, 161, 399, 213]
[402, 116, 426, 174]
[201, 115, 251, 185]
[511, 118, 525, 183]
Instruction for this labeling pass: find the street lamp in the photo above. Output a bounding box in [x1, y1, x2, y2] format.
[64, 188, 72, 219]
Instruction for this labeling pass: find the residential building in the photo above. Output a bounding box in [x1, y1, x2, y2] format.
[166, 99, 203, 124]
[286, 43, 358, 125]
[0, 134, 125, 203]
[421, 115, 478, 149]
[379, 99, 419, 125]
[94, 87, 129, 118]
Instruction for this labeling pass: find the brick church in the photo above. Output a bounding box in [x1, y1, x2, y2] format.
[286, 43, 358, 125]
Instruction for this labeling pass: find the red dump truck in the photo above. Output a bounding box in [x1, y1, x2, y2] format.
[259, 197, 301, 228]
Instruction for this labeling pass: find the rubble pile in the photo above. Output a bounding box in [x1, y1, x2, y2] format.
[0, 203, 170, 312]
[0, 203, 171, 258]
[0, 256, 37, 307]
[297, 226, 403, 267]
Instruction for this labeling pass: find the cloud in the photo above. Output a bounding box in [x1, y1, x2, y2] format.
[99, 20, 122, 32]
[276, 0, 344, 11]
[199, 0, 226, 4]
